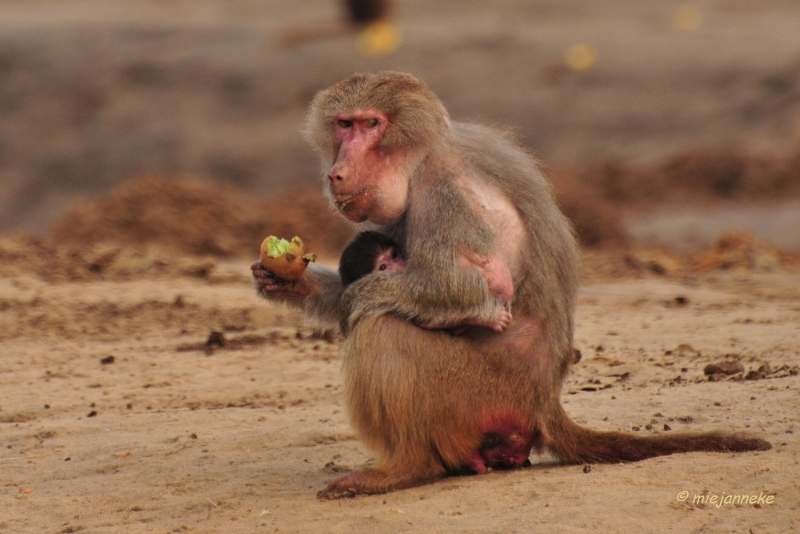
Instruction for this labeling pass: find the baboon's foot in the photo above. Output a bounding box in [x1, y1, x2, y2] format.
[317, 468, 443, 499]
[317, 471, 364, 500]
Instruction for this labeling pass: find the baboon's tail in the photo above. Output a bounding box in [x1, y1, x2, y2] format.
[546, 405, 772, 464]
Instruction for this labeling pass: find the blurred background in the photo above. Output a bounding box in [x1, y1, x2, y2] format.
[0, 0, 799, 266]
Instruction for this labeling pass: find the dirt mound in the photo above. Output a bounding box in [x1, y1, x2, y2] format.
[553, 173, 629, 248]
[47, 175, 355, 260]
[693, 231, 799, 272]
[0, 233, 226, 283]
[24, 145, 799, 258]
[582, 231, 799, 281]
[553, 148, 800, 210]
[43, 173, 631, 258]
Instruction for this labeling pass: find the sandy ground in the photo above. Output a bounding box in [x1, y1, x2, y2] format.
[1, 259, 798, 533]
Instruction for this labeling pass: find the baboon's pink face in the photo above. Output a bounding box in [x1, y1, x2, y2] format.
[325, 109, 408, 225]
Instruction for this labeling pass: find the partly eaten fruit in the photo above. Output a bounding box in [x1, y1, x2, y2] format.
[259, 236, 317, 281]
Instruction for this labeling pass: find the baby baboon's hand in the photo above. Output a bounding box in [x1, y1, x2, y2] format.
[487, 307, 512, 333]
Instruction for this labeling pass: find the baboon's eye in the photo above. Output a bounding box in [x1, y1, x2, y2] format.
[337, 119, 354, 129]
[378, 264, 387, 271]
[390, 249, 399, 260]
[366, 118, 379, 128]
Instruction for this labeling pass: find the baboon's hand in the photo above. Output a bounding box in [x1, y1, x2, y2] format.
[251, 261, 315, 297]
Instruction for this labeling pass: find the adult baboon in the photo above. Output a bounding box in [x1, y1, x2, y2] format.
[252, 71, 771, 499]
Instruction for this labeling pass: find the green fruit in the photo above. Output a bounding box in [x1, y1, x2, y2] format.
[260, 236, 316, 280]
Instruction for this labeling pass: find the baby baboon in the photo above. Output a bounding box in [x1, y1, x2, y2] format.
[339, 230, 512, 332]
[338, 230, 406, 287]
